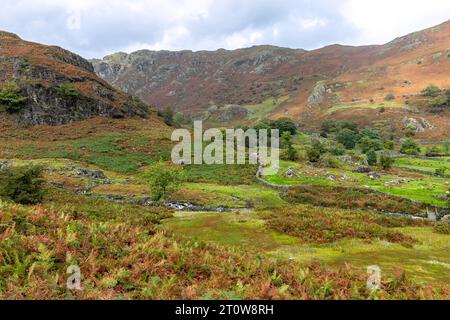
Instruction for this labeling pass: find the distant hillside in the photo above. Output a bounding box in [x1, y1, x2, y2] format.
[0, 31, 148, 126]
[91, 20, 450, 139]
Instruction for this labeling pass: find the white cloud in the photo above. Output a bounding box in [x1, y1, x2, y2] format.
[340, 0, 450, 44]
[0, 0, 448, 57]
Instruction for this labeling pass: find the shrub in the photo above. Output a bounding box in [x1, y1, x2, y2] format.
[336, 128, 357, 149]
[142, 161, 185, 200]
[328, 143, 346, 156]
[384, 141, 395, 150]
[435, 167, 447, 176]
[400, 139, 420, 155]
[306, 147, 322, 163]
[425, 146, 441, 157]
[359, 136, 384, 154]
[430, 95, 447, 110]
[280, 132, 298, 161]
[366, 149, 377, 166]
[316, 156, 343, 169]
[0, 81, 27, 112]
[57, 82, 79, 97]
[158, 106, 174, 126]
[384, 93, 395, 101]
[379, 152, 394, 170]
[254, 118, 297, 135]
[0, 165, 45, 204]
[421, 84, 441, 97]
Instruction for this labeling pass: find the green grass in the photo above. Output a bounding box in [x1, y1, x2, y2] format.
[162, 210, 450, 284]
[244, 96, 290, 120]
[184, 183, 287, 209]
[260, 161, 449, 207]
[394, 157, 450, 173]
[326, 101, 407, 115]
[184, 164, 257, 185]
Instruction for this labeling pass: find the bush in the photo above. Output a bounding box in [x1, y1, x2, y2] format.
[306, 147, 322, 163]
[379, 152, 394, 170]
[435, 167, 447, 176]
[384, 93, 395, 101]
[336, 128, 357, 149]
[254, 118, 297, 135]
[366, 149, 377, 166]
[400, 139, 420, 155]
[57, 82, 79, 97]
[280, 132, 298, 161]
[0, 81, 27, 112]
[142, 161, 185, 201]
[158, 106, 174, 126]
[421, 84, 441, 97]
[328, 143, 346, 156]
[384, 141, 395, 150]
[0, 165, 45, 204]
[425, 146, 441, 157]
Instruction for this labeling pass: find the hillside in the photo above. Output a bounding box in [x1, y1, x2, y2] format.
[91, 20, 450, 138]
[0, 31, 148, 126]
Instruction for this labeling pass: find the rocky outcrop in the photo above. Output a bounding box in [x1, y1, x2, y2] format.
[0, 31, 149, 126]
[402, 117, 435, 133]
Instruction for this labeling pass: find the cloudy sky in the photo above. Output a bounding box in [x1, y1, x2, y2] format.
[1, 0, 449, 58]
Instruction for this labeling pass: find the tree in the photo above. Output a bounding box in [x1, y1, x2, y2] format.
[366, 149, 377, 166]
[421, 84, 441, 97]
[336, 128, 357, 149]
[359, 136, 384, 154]
[328, 143, 346, 156]
[307, 140, 323, 163]
[0, 81, 27, 113]
[143, 162, 185, 201]
[0, 165, 45, 204]
[273, 117, 297, 135]
[379, 153, 394, 170]
[280, 132, 298, 161]
[400, 139, 420, 155]
[320, 120, 338, 136]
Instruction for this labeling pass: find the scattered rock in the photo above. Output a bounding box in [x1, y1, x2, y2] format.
[369, 173, 381, 180]
[0, 161, 10, 169]
[353, 166, 371, 174]
[76, 169, 107, 179]
[307, 82, 327, 105]
[402, 117, 435, 133]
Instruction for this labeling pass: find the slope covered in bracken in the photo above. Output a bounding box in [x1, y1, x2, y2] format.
[92, 20, 450, 139]
[0, 31, 148, 126]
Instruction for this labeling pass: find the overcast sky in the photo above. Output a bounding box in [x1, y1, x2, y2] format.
[0, 0, 449, 58]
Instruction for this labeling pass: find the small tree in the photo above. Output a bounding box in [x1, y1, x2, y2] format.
[0, 165, 45, 204]
[306, 140, 323, 163]
[57, 82, 79, 97]
[400, 139, 420, 155]
[379, 153, 394, 170]
[281, 132, 298, 161]
[336, 128, 357, 149]
[143, 161, 185, 201]
[366, 149, 377, 166]
[0, 81, 27, 113]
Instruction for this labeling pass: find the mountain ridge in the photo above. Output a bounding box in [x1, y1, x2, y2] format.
[0, 31, 149, 126]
